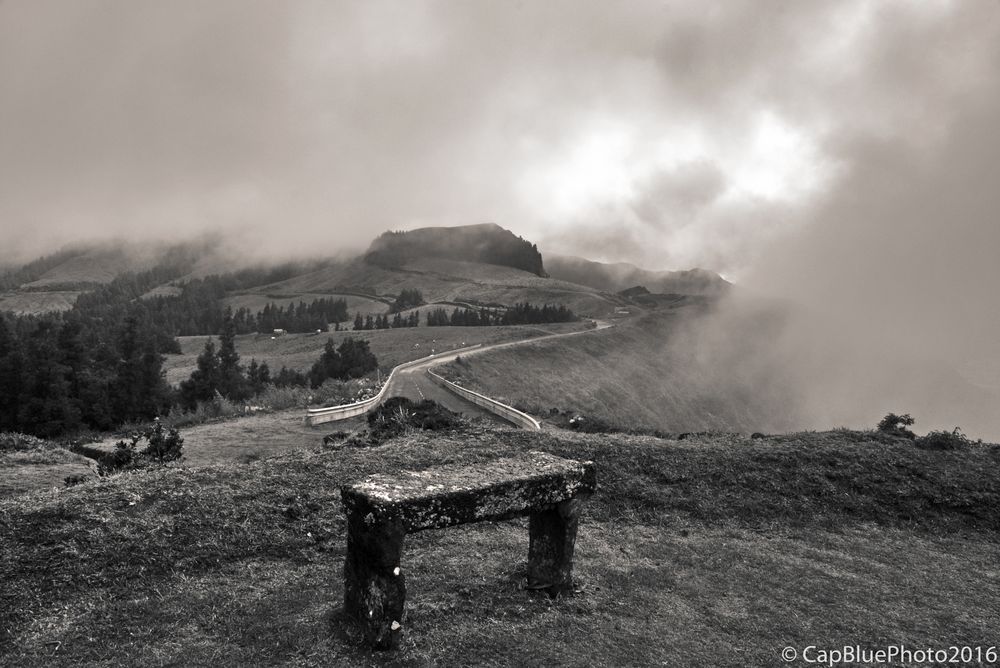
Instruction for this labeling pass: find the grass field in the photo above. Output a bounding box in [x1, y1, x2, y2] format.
[163, 322, 588, 385]
[0, 437, 96, 497]
[1, 425, 997, 666]
[83, 408, 366, 469]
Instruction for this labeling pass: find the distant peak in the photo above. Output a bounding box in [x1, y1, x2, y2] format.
[365, 224, 547, 277]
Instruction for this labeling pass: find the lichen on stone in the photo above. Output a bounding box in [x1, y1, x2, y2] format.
[342, 451, 596, 532]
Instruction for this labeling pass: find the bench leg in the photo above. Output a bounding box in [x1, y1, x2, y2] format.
[344, 514, 406, 650]
[527, 496, 585, 596]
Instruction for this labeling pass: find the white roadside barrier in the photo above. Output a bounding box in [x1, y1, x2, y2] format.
[427, 369, 541, 431]
[304, 344, 483, 426]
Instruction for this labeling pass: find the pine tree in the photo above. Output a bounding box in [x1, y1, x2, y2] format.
[17, 321, 81, 437]
[309, 338, 342, 388]
[337, 338, 378, 379]
[247, 358, 271, 395]
[216, 308, 247, 400]
[179, 339, 220, 410]
[0, 316, 23, 431]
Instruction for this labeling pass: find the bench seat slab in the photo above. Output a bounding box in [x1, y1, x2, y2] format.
[342, 451, 596, 532]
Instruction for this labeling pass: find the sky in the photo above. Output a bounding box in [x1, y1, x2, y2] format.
[2, 1, 996, 271]
[2, 1, 999, 434]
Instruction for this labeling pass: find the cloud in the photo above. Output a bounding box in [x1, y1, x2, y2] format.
[1, 0, 997, 277]
[2, 0, 999, 435]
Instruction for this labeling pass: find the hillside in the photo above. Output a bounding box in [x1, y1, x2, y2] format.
[19, 247, 145, 289]
[0, 240, 217, 314]
[545, 253, 731, 296]
[2, 422, 997, 666]
[440, 303, 1000, 439]
[253, 255, 624, 317]
[0, 290, 80, 315]
[366, 223, 546, 276]
[0, 226, 646, 318]
[161, 323, 584, 385]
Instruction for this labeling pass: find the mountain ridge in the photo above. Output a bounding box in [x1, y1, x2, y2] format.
[545, 252, 731, 296]
[0, 224, 730, 315]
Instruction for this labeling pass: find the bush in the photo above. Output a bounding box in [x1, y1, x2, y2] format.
[63, 474, 89, 487]
[916, 428, 970, 451]
[567, 414, 615, 433]
[98, 422, 184, 475]
[876, 413, 916, 439]
[143, 421, 184, 463]
[322, 431, 349, 446]
[0, 432, 48, 452]
[356, 398, 460, 445]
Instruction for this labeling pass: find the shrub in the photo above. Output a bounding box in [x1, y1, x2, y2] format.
[916, 428, 970, 451]
[142, 421, 184, 463]
[322, 431, 349, 446]
[98, 422, 184, 475]
[0, 432, 48, 452]
[358, 398, 460, 445]
[99, 439, 136, 475]
[566, 413, 615, 434]
[63, 474, 89, 487]
[876, 413, 916, 439]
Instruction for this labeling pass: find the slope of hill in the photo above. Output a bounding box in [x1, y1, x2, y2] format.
[0, 290, 80, 315]
[18, 247, 145, 289]
[2, 423, 997, 665]
[366, 223, 546, 276]
[2, 226, 714, 320]
[545, 253, 731, 295]
[161, 323, 581, 385]
[440, 302, 1000, 439]
[253, 256, 624, 317]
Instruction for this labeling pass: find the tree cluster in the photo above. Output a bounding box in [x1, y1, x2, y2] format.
[425, 302, 577, 327]
[0, 308, 172, 437]
[144, 280, 349, 336]
[352, 311, 420, 330]
[254, 298, 349, 334]
[0, 254, 371, 437]
[308, 337, 379, 388]
[389, 288, 424, 313]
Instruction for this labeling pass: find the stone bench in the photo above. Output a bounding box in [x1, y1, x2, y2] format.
[340, 451, 597, 650]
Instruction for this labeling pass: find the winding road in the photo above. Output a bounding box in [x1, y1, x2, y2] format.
[383, 320, 613, 424]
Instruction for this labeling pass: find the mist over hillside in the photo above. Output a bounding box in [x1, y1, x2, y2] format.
[446, 294, 1000, 441]
[545, 253, 731, 296]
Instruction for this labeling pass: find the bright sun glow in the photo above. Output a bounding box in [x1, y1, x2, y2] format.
[520, 112, 832, 222]
[724, 111, 827, 201]
[521, 124, 637, 217]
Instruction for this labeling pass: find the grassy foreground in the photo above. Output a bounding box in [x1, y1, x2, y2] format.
[2, 425, 998, 666]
